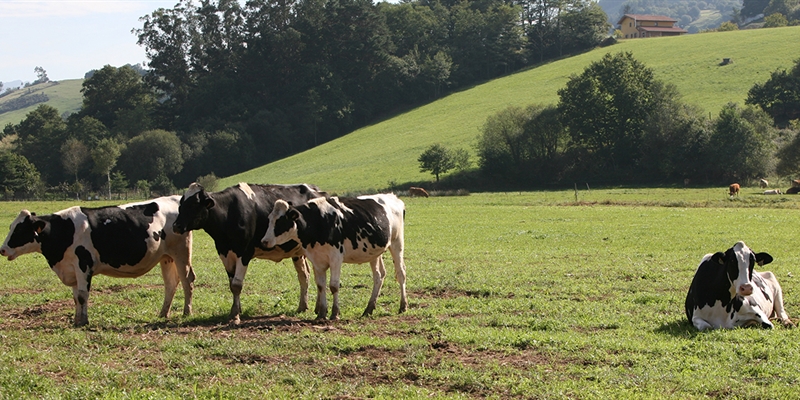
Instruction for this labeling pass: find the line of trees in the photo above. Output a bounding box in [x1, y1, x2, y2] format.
[1, 0, 611, 199]
[475, 53, 800, 186]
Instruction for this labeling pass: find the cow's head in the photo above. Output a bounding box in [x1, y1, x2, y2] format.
[711, 241, 772, 297]
[0, 210, 46, 261]
[733, 296, 773, 329]
[173, 183, 214, 234]
[262, 199, 301, 248]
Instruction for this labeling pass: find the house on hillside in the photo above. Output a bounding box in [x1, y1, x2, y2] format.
[618, 14, 688, 39]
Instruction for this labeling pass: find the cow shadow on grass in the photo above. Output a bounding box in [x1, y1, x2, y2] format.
[137, 312, 333, 333]
[654, 319, 702, 338]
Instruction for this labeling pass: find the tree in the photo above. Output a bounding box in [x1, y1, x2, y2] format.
[707, 103, 776, 182]
[91, 138, 123, 198]
[746, 58, 800, 126]
[61, 139, 90, 198]
[34, 66, 49, 84]
[418, 143, 456, 182]
[14, 104, 68, 185]
[557, 52, 658, 173]
[476, 103, 567, 179]
[79, 65, 156, 131]
[717, 21, 739, 31]
[0, 151, 41, 199]
[118, 130, 184, 183]
[764, 12, 789, 27]
[110, 171, 130, 198]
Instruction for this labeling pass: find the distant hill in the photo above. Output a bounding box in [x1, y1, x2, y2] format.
[0, 79, 83, 128]
[219, 26, 800, 193]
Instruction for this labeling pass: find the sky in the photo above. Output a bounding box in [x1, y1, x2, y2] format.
[1, 0, 180, 83]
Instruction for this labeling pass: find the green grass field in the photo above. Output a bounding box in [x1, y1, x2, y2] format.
[0, 79, 83, 128]
[219, 26, 800, 193]
[2, 188, 800, 398]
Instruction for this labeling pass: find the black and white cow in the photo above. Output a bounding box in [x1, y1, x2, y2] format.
[261, 194, 408, 320]
[685, 241, 792, 330]
[0, 196, 195, 327]
[172, 182, 325, 324]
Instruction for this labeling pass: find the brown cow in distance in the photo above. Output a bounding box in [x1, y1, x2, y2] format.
[409, 187, 430, 198]
[729, 183, 740, 197]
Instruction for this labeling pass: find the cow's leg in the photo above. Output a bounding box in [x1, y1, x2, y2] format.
[220, 252, 245, 324]
[291, 256, 310, 313]
[172, 234, 195, 316]
[761, 272, 794, 327]
[692, 316, 713, 331]
[389, 241, 408, 314]
[72, 273, 92, 327]
[329, 261, 342, 320]
[363, 256, 387, 317]
[312, 261, 329, 320]
[158, 259, 180, 318]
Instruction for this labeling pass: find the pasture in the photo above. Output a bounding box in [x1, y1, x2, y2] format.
[1, 188, 800, 398]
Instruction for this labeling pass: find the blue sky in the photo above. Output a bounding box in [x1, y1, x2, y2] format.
[1, 0, 179, 83]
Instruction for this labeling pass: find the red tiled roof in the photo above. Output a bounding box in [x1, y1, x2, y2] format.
[618, 14, 679, 25]
[638, 26, 688, 33]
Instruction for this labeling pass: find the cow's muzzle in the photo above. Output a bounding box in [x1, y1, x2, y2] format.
[738, 283, 754, 296]
[172, 223, 186, 234]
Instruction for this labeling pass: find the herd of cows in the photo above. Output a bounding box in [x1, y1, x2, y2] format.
[0, 182, 795, 331]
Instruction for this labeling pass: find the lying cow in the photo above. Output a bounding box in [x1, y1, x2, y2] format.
[262, 194, 408, 320]
[787, 186, 800, 194]
[764, 189, 782, 195]
[0, 197, 195, 326]
[173, 182, 324, 324]
[729, 183, 740, 197]
[685, 241, 792, 330]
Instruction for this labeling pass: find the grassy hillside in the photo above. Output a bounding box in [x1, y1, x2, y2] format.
[0, 79, 83, 127]
[220, 26, 800, 193]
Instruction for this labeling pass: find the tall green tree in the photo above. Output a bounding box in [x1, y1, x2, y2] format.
[557, 52, 658, 172]
[80, 65, 156, 132]
[707, 103, 776, 182]
[418, 143, 456, 182]
[61, 138, 90, 185]
[0, 151, 41, 198]
[118, 130, 184, 184]
[91, 138, 123, 198]
[15, 104, 68, 185]
[747, 58, 800, 126]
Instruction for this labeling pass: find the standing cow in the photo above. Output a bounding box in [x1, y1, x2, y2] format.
[262, 194, 408, 320]
[172, 182, 324, 324]
[685, 241, 792, 330]
[729, 183, 740, 197]
[0, 196, 195, 326]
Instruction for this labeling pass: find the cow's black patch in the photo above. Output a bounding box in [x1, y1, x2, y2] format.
[82, 204, 156, 268]
[75, 245, 94, 273]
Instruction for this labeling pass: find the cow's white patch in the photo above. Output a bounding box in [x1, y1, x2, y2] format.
[238, 182, 256, 201]
[104, 219, 111, 225]
[183, 182, 204, 200]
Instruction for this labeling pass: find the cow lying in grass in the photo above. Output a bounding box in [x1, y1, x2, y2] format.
[685, 241, 793, 330]
[261, 194, 408, 320]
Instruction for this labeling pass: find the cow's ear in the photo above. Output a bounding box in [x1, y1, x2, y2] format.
[33, 219, 46, 235]
[288, 208, 300, 221]
[755, 252, 773, 266]
[204, 198, 215, 210]
[711, 252, 726, 264]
